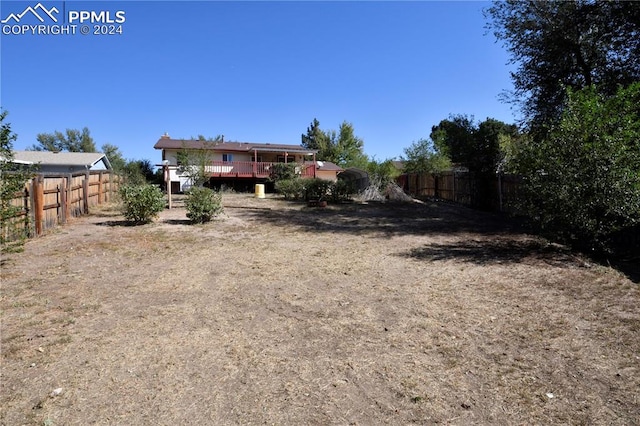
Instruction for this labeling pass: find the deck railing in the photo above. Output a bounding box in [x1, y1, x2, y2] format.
[204, 161, 316, 178]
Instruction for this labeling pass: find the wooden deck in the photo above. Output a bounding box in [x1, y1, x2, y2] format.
[205, 161, 315, 178]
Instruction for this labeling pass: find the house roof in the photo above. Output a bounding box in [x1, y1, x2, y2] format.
[154, 137, 317, 155]
[305, 160, 343, 172]
[11, 151, 111, 169]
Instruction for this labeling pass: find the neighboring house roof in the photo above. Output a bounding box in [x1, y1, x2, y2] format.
[11, 151, 112, 170]
[304, 160, 343, 172]
[154, 136, 317, 155]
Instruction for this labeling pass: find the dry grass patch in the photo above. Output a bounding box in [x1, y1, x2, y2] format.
[1, 193, 638, 425]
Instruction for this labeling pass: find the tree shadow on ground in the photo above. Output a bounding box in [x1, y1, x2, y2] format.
[601, 256, 640, 284]
[163, 219, 192, 225]
[397, 238, 583, 268]
[237, 199, 640, 279]
[95, 220, 148, 227]
[236, 200, 525, 238]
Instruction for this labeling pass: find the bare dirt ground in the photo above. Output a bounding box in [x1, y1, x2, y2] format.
[1, 193, 639, 425]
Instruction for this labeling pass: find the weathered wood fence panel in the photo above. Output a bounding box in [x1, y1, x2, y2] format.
[3, 171, 121, 241]
[399, 172, 521, 213]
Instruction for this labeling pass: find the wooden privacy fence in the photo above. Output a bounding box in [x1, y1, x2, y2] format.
[397, 171, 522, 213]
[3, 170, 121, 240]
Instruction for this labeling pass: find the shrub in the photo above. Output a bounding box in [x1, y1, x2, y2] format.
[119, 184, 165, 224]
[269, 163, 299, 182]
[304, 178, 333, 201]
[1, 110, 33, 251]
[185, 186, 223, 224]
[514, 83, 640, 253]
[330, 179, 355, 203]
[275, 178, 306, 200]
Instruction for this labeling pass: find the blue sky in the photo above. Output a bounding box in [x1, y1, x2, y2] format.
[1, 0, 516, 164]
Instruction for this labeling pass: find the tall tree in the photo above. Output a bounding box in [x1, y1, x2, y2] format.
[101, 143, 126, 173]
[177, 140, 217, 188]
[514, 83, 640, 252]
[430, 115, 518, 175]
[335, 121, 368, 168]
[1, 110, 33, 248]
[301, 119, 368, 168]
[301, 118, 326, 151]
[123, 159, 156, 186]
[32, 127, 97, 152]
[485, 0, 640, 132]
[401, 138, 451, 174]
[430, 115, 476, 166]
[301, 118, 334, 160]
[428, 115, 519, 210]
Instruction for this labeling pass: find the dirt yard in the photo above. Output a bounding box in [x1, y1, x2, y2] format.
[1, 193, 638, 425]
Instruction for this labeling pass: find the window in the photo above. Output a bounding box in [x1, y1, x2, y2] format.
[222, 154, 233, 162]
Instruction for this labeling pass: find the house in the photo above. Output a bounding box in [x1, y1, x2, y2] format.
[154, 134, 343, 192]
[10, 151, 112, 174]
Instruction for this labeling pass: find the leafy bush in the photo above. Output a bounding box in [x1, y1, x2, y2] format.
[275, 178, 306, 200]
[304, 178, 333, 201]
[269, 163, 299, 182]
[185, 186, 223, 224]
[1, 110, 34, 251]
[119, 184, 165, 224]
[276, 177, 353, 203]
[514, 83, 640, 253]
[330, 179, 355, 202]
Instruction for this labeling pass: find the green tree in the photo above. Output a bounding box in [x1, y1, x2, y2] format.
[428, 115, 518, 176]
[1, 110, 33, 250]
[177, 141, 216, 188]
[474, 118, 519, 175]
[0, 110, 17, 163]
[485, 1, 640, 133]
[101, 143, 126, 173]
[401, 139, 451, 174]
[366, 157, 402, 190]
[514, 83, 640, 253]
[302, 118, 329, 151]
[430, 115, 476, 165]
[268, 163, 298, 182]
[301, 118, 334, 161]
[335, 121, 368, 168]
[167, 135, 223, 188]
[123, 159, 155, 186]
[194, 134, 224, 142]
[32, 127, 97, 152]
[301, 119, 368, 168]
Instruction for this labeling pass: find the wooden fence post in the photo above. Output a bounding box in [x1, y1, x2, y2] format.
[498, 172, 503, 212]
[453, 172, 457, 203]
[104, 172, 110, 202]
[59, 178, 67, 224]
[65, 175, 71, 221]
[23, 187, 30, 237]
[98, 171, 104, 204]
[83, 171, 90, 214]
[33, 175, 44, 236]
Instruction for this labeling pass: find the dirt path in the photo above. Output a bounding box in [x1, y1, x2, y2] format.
[1, 194, 638, 425]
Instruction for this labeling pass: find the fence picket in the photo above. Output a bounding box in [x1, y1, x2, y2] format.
[3, 171, 121, 241]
